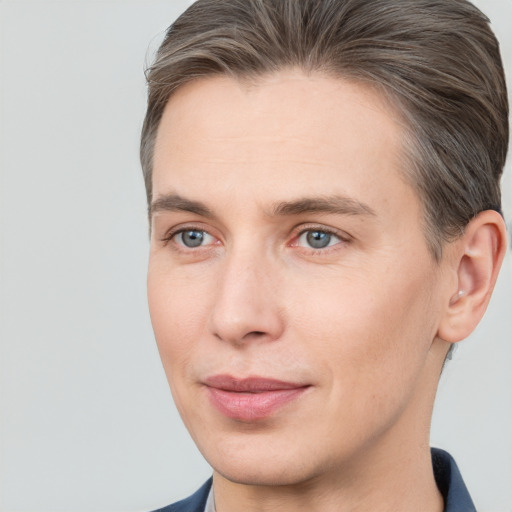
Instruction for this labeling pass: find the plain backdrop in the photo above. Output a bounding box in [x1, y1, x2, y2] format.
[0, 1, 511, 511]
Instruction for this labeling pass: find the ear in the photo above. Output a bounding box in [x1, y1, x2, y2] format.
[437, 210, 508, 344]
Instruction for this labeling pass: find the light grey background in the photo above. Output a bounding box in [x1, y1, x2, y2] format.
[0, 1, 510, 511]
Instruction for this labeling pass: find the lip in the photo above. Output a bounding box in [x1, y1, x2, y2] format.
[203, 375, 310, 421]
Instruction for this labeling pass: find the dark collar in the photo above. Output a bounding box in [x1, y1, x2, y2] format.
[154, 449, 476, 512]
[152, 478, 212, 512]
[432, 448, 477, 512]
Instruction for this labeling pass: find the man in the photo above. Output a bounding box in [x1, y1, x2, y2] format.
[141, 0, 508, 510]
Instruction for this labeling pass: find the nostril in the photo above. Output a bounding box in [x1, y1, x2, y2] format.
[244, 331, 266, 340]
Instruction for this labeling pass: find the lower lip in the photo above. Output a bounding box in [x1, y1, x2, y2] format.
[206, 386, 309, 421]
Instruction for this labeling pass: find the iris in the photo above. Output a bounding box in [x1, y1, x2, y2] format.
[306, 231, 332, 249]
[181, 230, 205, 248]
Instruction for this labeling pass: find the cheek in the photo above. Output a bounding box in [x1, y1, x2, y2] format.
[147, 262, 211, 375]
[147, 263, 216, 431]
[290, 260, 439, 391]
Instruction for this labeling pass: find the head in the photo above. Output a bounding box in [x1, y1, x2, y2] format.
[142, 0, 508, 495]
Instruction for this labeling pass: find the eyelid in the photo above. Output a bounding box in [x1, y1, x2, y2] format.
[291, 223, 352, 242]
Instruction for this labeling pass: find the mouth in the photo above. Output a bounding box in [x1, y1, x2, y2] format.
[203, 375, 311, 422]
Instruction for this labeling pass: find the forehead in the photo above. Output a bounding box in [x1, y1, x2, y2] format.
[154, 71, 402, 169]
[152, 70, 421, 230]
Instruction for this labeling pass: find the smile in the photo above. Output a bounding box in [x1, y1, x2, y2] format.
[203, 375, 311, 422]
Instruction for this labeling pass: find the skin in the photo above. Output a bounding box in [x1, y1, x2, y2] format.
[147, 70, 506, 511]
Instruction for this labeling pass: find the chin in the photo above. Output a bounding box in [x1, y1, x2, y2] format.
[213, 460, 316, 487]
[196, 431, 325, 487]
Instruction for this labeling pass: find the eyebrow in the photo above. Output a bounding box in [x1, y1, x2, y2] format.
[150, 193, 376, 219]
[270, 196, 377, 217]
[150, 194, 215, 218]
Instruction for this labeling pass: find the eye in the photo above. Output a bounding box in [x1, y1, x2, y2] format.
[296, 229, 342, 249]
[175, 229, 216, 248]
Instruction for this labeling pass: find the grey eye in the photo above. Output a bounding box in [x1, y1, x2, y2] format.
[296, 229, 342, 250]
[306, 231, 332, 248]
[180, 230, 206, 248]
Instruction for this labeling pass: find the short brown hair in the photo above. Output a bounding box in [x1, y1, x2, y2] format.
[141, 0, 509, 259]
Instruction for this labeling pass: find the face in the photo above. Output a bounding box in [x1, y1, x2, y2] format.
[148, 71, 450, 487]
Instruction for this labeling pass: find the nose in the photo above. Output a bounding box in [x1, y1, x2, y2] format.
[208, 250, 285, 346]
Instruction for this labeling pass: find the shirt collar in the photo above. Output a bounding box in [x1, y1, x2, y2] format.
[431, 448, 477, 512]
[204, 485, 216, 512]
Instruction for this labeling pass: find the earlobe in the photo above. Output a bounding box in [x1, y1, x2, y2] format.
[437, 210, 507, 344]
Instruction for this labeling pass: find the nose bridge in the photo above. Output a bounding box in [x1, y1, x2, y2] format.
[209, 245, 283, 345]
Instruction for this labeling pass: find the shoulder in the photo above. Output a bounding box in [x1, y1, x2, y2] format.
[151, 478, 213, 512]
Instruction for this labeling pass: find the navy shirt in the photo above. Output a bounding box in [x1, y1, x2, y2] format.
[154, 448, 476, 512]
[431, 448, 477, 512]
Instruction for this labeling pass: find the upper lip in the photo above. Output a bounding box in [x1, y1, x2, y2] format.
[204, 375, 309, 392]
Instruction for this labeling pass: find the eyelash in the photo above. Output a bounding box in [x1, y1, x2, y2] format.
[160, 224, 352, 252]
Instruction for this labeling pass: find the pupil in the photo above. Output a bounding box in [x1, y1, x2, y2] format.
[307, 231, 331, 249]
[182, 230, 204, 247]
